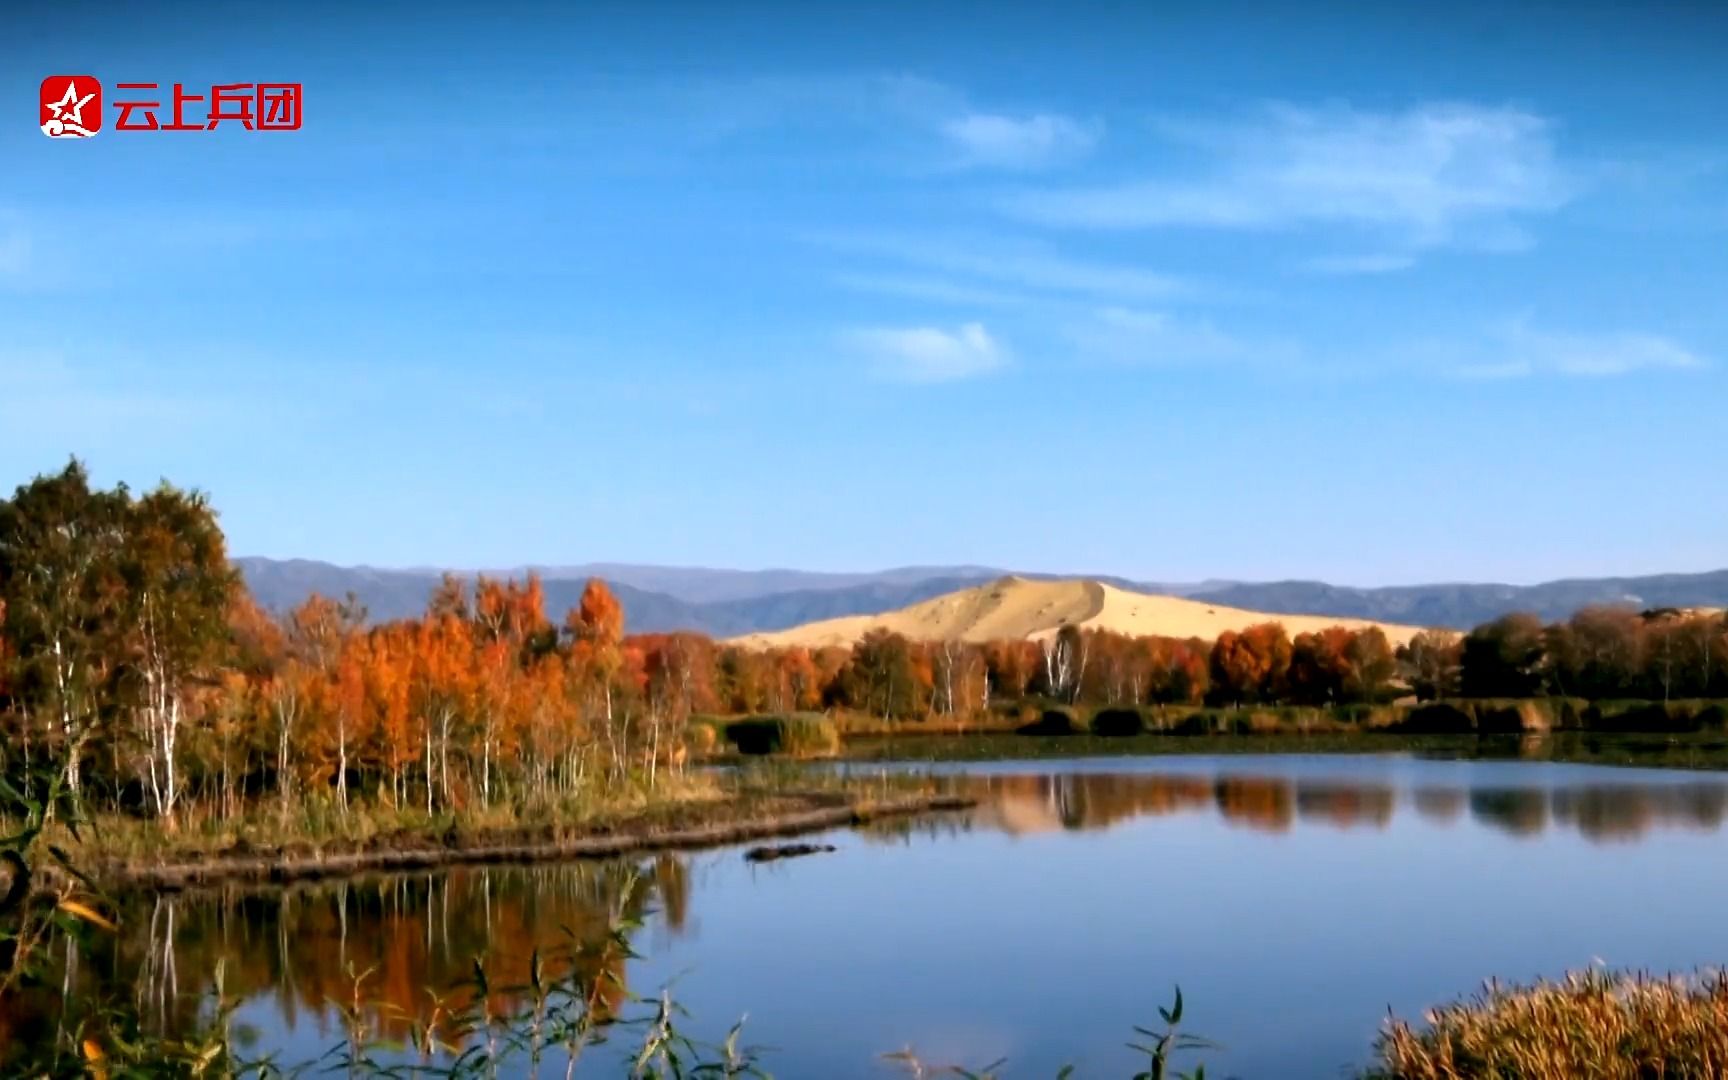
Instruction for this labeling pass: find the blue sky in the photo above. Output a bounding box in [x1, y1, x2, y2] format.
[3, 1, 1725, 585]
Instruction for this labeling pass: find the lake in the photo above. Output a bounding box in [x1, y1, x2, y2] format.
[23, 743, 1728, 1078]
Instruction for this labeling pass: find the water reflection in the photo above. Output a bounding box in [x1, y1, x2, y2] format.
[14, 756, 1728, 1077]
[1, 857, 691, 1068]
[952, 767, 1728, 842]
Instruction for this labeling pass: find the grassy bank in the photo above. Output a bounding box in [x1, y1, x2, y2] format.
[828, 697, 1728, 740]
[23, 767, 968, 892]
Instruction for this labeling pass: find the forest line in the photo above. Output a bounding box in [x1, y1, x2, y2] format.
[2, 460, 1726, 828]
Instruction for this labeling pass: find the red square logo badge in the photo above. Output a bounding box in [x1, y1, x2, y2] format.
[40, 75, 103, 138]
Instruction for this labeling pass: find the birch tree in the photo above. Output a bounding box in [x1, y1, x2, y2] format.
[0, 460, 127, 800]
[118, 483, 235, 824]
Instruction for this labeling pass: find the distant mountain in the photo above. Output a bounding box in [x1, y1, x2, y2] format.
[1190, 571, 1728, 630]
[233, 558, 1728, 638]
[735, 576, 1425, 650]
[234, 559, 998, 637]
[492, 563, 1006, 604]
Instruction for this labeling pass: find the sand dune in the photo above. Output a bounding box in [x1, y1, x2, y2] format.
[729, 576, 1427, 650]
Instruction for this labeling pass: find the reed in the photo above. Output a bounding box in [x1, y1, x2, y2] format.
[1370, 968, 1728, 1079]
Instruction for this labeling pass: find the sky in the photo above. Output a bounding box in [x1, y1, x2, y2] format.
[2, 1, 1725, 586]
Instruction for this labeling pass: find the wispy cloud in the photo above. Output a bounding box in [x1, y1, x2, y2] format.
[1060, 310, 1707, 381]
[1068, 307, 1298, 368]
[816, 232, 1186, 302]
[832, 272, 1027, 307]
[0, 204, 358, 296]
[1001, 103, 1572, 254]
[665, 74, 1096, 172]
[0, 349, 236, 449]
[846, 322, 1008, 382]
[941, 112, 1099, 170]
[1442, 324, 1709, 379]
[1302, 253, 1417, 275]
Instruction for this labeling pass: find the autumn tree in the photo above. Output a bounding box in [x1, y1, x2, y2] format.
[1209, 623, 1291, 706]
[0, 459, 128, 798]
[1143, 637, 1208, 704]
[1400, 630, 1462, 701]
[714, 646, 767, 715]
[1343, 627, 1396, 703]
[842, 629, 921, 720]
[1548, 607, 1642, 699]
[929, 639, 985, 717]
[116, 483, 238, 823]
[289, 593, 366, 809]
[1461, 613, 1547, 697]
[984, 640, 1038, 700]
[1287, 628, 1354, 705]
[638, 633, 714, 786]
[471, 575, 551, 805]
[1033, 625, 1088, 702]
[769, 646, 820, 712]
[565, 579, 626, 776]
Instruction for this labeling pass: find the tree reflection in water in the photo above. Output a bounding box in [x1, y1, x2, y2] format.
[939, 769, 1728, 842]
[2, 855, 691, 1067]
[13, 763, 1728, 1073]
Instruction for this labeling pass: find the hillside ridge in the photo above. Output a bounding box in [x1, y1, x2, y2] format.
[728, 576, 1426, 650]
[233, 558, 1728, 636]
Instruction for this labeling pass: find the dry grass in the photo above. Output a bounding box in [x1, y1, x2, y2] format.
[8, 764, 952, 889]
[1373, 968, 1728, 1079]
[832, 708, 1027, 737]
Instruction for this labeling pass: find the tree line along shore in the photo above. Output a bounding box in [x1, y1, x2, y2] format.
[2, 460, 1725, 844]
[4, 460, 1728, 1080]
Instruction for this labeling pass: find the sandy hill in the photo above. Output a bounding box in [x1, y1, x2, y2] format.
[728, 576, 1427, 650]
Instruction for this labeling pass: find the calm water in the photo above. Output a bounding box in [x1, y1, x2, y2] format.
[25, 748, 1728, 1077]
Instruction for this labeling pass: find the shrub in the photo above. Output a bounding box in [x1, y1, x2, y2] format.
[684, 722, 720, 757]
[1587, 700, 1716, 733]
[1241, 709, 1285, 734]
[1145, 705, 1199, 731]
[1696, 702, 1728, 730]
[1476, 699, 1552, 734]
[1338, 703, 1407, 728]
[723, 713, 839, 757]
[1018, 705, 1084, 735]
[1171, 708, 1229, 736]
[1557, 697, 1591, 728]
[1401, 701, 1476, 733]
[1090, 706, 1149, 736]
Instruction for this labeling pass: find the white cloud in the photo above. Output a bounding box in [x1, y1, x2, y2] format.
[1001, 102, 1571, 251]
[1302, 253, 1417, 275]
[1069, 307, 1298, 367]
[832, 272, 1026, 307]
[1421, 322, 1709, 379]
[1061, 310, 1707, 381]
[846, 322, 1007, 382]
[664, 75, 1097, 172]
[941, 112, 1099, 169]
[1484, 327, 1705, 378]
[815, 232, 1185, 301]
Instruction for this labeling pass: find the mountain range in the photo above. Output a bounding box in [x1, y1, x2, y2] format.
[233, 558, 1728, 637]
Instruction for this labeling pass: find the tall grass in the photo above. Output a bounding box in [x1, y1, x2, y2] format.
[721, 713, 840, 757]
[1371, 968, 1728, 1079]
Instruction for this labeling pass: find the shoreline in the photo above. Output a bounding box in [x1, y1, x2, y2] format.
[87, 791, 977, 893]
